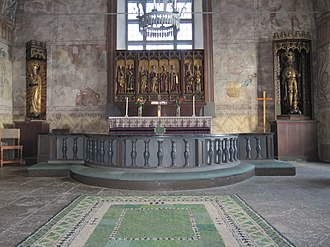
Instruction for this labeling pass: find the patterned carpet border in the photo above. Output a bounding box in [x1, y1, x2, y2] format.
[18, 195, 295, 247]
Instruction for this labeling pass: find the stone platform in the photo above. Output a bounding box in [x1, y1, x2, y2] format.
[28, 160, 295, 190]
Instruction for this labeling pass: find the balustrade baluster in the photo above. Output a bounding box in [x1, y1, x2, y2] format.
[256, 137, 262, 159]
[157, 139, 164, 167]
[207, 139, 214, 165]
[108, 140, 114, 165]
[234, 138, 238, 161]
[91, 139, 95, 162]
[223, 138, 229, 163]
[131, 140, 137, 166]
[171, 140, 177, 167]
[62, 137, 68, 159]
[86, 138, 90, 162]
[216, 139, 222, 164]
[246, 137, 252, 159]
[229, 138, 234, 162]
[144, 139, 150, 167]
[72, 137, 78, 160]
[100, 139, 105, 163]
[214, 139, 218, 164]
[184, 139, 190, 167]
[95, 140, 99, 162]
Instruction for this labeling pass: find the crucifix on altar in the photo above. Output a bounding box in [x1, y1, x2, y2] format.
[151, 95, 168, 117]
[256, 90, 273, 132]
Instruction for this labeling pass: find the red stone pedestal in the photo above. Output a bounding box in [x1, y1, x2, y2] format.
[14, 121, 49, 165]
[270, 119, 318, 161]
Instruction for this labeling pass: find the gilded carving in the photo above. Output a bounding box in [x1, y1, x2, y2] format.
[114, 50, 205, 103]
[184, 60, 194, 93]
[116, 60, 126, 94]
[126, 61, 134, 93]
[149, 62, 159, 93]
[282, 51, 301, 113]
[159, 62, 169, 93]
[194, 60, 203, 93]
[26, 40, 47, 120]
[138, 60, 148, 93]
[26, 61, 46, 119]
[169, 59, 179, 92]
[273, 33, 312, 117]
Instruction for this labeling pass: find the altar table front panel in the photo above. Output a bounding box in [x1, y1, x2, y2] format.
[108, 116, 212, 135]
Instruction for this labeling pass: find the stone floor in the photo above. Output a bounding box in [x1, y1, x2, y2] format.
[0, 161, 329, 247]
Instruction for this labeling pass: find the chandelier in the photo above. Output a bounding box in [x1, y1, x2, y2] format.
[137, 0, 185, 38]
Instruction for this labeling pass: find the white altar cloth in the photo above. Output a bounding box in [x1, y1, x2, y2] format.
[108, 116, 212, 130]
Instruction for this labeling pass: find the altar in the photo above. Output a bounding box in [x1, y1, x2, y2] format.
[108, 116, 212, 135]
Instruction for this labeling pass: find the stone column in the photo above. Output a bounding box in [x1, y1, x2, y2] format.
[316, 11, 330, 162]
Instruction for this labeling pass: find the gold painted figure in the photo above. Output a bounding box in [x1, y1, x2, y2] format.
[139, 66, 148, 93]
[185, 63, 194, 93]
[150, 65, 158, 93]
[283, 51, 300, 113]
[169, 64, 179, 92]
[160, 64, 169, 93]
[116, 65, 126, 93]
[195, 64, 202, 93]
[27, 62, 42, 117]
[126, 64, 134, 92]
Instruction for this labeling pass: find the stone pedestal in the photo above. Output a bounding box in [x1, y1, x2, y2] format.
[270, 119, 318, 160]
[14, 121, 49, 165]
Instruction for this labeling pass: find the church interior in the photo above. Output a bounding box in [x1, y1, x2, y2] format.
[0, 0, 329, 246]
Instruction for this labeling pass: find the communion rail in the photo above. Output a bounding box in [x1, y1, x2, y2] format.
[42, 133, 274, 168]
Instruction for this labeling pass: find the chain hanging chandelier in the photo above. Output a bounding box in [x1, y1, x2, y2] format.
[137, 0, 186, 38]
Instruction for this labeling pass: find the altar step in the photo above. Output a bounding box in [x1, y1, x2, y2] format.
[27, 160, 295, 190]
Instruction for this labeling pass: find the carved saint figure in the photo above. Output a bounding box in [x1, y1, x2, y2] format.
[139, 66, 148, 93]
[160, 64, 169, 93]
[282, 51, 300, 113]
[126, 64, 134, 92]
[150, 65, 158, 93]
[169, 64, 179, 92]
[194, 64, 202, 93]
[28, 62, 42, 117]
[185, 63, 194, 93]
[116, 65, 126, 93]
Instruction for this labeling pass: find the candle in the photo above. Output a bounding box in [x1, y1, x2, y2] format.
[157, 106, 161, 117]
[192, 95, 196, 116]
[125, 97, 128, 117]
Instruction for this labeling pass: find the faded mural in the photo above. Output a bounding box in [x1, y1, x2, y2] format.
[12, 0, 108, 133]
[211, 0, 313, 134]
[0, 44, 12, 128]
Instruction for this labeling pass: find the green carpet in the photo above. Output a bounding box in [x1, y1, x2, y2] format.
[18, 195, 294, 247]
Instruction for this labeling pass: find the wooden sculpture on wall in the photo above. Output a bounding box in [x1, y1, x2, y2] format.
[273, 31, 312, 118]
[26, 40, 47, 120]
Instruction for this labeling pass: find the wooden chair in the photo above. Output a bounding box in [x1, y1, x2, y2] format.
[0, 129, 23, 166]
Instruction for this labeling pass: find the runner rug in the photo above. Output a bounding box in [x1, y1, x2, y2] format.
[18, 195, 294, 247]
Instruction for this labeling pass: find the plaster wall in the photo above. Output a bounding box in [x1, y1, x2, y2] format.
[0, 0, 17, 128]
[211, 0, 313, 134]
[0, 43, 12, 128]
[13, 0, 108, 133]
